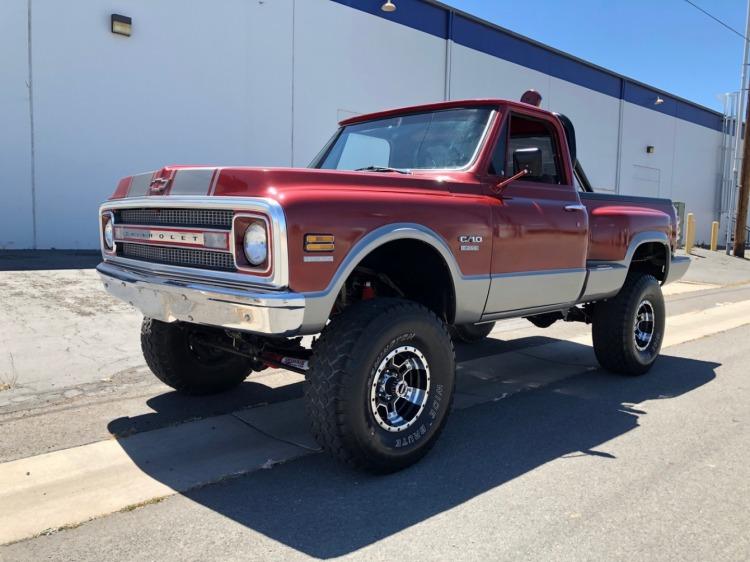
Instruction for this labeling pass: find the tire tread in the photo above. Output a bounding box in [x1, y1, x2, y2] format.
[592, 273, 661, 375]
[305, 298, 454, 472]
[141, 318, 249, 395]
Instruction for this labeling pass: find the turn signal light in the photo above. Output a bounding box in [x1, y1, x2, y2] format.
[304, 234, 334, 252]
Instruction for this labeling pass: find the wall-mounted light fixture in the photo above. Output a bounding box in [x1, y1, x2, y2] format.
[646, 145, 655, 154]
[111, 14, 132, 37]
[381, 1, 396, 12]
[654, 96, 664, 105]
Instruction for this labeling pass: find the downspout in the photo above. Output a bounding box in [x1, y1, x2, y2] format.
[290, 0, 296, 166]
[614, 78, 625, 194]
[444, 10, 453, 101]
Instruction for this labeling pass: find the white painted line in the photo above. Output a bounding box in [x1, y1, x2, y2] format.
[662, 281, 721, 296]
[2, 298, 750, 545]
[565, 298, 750, 349]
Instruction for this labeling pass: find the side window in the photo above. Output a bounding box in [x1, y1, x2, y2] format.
[507, 115, 561, 184]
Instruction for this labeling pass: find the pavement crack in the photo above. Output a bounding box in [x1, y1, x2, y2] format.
[513, 348, 597, 369]
[230, 412, 322, 453]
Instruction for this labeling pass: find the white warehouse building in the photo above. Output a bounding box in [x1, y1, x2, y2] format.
[1, 0, 726, 249]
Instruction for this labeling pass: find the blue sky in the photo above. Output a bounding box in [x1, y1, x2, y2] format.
[445, 0, 746, 112]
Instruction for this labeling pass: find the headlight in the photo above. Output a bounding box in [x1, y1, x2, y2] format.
[103, 218, 114, 250]
[243, 222, 267, 266]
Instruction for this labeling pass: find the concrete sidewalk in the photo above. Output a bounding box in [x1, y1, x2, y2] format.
[679, 247, 750, 285]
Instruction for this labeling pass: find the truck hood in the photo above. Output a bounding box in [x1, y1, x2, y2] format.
[110, 165, 464, 200]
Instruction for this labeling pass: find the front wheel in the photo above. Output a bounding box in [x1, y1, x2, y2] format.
[305, 299, 455, 473]
[592, 273, 665, 375]
[141, 318, 252, 395]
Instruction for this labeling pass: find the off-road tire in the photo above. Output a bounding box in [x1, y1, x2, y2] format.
[592, 273, 665, 375]
[141, 318, 251, 395]
[305, 298, 455, 473]
[450, 322, 495, 343]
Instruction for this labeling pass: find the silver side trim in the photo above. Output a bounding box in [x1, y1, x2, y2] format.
[483, 268, 587, 315]
[99, 196, 290, 288]
[578, 262, 628, 301]
[98, 262, 304, 335]
[299, 223, 491, 333]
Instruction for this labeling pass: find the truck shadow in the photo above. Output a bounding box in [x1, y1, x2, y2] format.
[108, 344, 717, 558]
[107, 335, 554, 436]
[107, 379, 305, 437]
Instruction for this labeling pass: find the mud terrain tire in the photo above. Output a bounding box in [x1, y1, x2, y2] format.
[141, 318, 251, 395]
[305, 299, 455, 472]
[592, 273, 665, 375]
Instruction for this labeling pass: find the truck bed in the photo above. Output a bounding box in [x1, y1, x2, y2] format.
[580, 191, 676, 263]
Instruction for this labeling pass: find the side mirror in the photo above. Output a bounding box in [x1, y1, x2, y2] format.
[512, 147, 542, 177]
[491, 147, 541, 194]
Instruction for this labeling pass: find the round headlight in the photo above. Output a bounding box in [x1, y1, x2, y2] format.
[103, 218, 114, 250]
[243, 222, 267, 266]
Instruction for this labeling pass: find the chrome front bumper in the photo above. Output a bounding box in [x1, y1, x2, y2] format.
[97, 261, 305, 335]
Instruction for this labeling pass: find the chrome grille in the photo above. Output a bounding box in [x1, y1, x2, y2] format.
[115, 208, 233, 229]
[121, 243, 235, 271]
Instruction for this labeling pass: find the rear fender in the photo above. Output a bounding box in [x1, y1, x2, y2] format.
[581, 231, 670, 302]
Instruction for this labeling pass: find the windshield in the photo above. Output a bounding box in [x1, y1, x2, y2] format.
[312, 107, 494, 171]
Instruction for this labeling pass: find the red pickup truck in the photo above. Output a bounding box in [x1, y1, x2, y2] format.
[98, 94, 689, 472]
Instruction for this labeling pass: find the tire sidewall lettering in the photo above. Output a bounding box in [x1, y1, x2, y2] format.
[631, 284, 665, 365]
[360, 325, 452, 454]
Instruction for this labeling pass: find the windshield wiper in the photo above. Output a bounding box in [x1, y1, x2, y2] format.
[355, 166, 411, 174]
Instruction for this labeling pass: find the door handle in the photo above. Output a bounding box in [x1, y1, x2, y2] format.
[564, 204, 586, 212]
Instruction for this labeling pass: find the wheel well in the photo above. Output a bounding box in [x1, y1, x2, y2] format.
[629, 242, 668, 281]
[335, 239, 456, 322]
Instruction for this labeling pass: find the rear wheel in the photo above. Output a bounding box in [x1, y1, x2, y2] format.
[305, 299, 455, 472]
[450, 322, 495, 343]
[592, 273, 665, 375]
[141, 318, 251, 395]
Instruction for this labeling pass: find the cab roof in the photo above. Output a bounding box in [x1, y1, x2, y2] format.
[338, 98, 550, 126]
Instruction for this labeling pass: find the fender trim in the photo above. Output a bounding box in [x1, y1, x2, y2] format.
[299, 223, 490, 333]
[580, 231, 671, 302]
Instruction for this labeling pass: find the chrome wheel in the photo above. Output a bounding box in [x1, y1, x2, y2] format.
[369, 346, 431, 432]
[633, 299, 655, 351]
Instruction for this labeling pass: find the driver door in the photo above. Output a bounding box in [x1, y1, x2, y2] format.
[483, 110, 589, 316]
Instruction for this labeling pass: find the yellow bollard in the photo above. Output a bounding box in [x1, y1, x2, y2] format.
[710, 221, 719, 251]
[685, 213, 695, 254]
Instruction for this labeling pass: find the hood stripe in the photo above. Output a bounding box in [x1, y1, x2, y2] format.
[169, 168, 216, 196]
[128, 172, 155, 197]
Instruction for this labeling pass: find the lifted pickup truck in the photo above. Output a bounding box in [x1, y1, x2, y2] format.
[98, 92, 689, 472]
